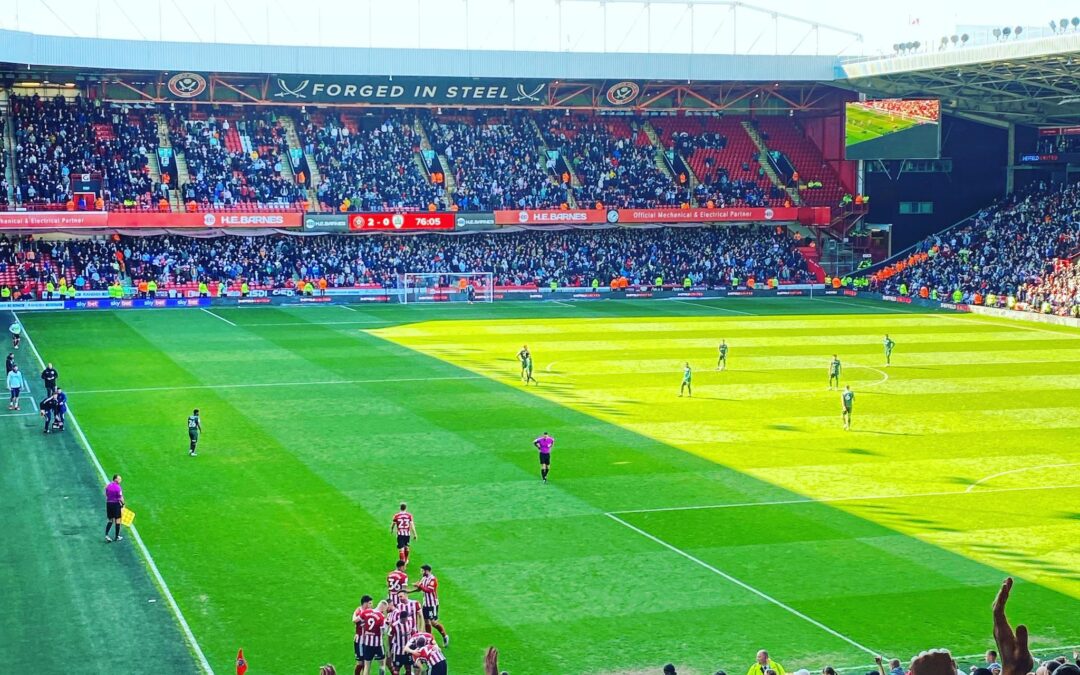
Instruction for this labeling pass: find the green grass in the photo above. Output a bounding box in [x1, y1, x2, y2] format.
[845, 105, 923, 148]
[4, 297, 1080, 675]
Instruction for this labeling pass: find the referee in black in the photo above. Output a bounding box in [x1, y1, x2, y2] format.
[41, 362, 58, 397]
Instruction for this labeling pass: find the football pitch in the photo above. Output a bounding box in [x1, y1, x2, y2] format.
[3, 297, 1079, 674]
[845, 105, 922, 148]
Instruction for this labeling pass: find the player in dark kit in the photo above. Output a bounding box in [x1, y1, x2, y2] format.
[39, 392, 59, 434]
[716, 340, 728, 371]
[828, 355, 842, 390]
[518, 345, 530, 381]
[842, 385, 855, 431]
[187, 409, 202, 456]
[4, 353, 14, 375]
[392, 503, 417, 564]
[54, 389, 67, 430]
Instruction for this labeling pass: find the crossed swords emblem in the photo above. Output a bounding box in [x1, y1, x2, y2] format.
[512, 83, 545, 102]
[274, 78, 310, 98]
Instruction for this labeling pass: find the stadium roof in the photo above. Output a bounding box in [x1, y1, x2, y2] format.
[0, 29, 838, 83]
[840, 33, 1080, 126]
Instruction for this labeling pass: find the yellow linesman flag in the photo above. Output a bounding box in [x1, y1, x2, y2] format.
[120, 507, 136, 527]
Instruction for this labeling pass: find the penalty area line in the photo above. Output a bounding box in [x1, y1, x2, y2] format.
[12, 312, 216, 675]
[200, 307, 236, 327]
[670, 298, 754, 315]
[605, 512, 878, 656]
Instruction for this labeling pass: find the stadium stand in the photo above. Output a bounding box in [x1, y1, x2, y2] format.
[0, 226, 812, 293]
[866, 183, 1080, 313]
[537, 112, 685, 208]
[422, 111, 569, 211]
[1, 100, 851, 214]
[0, 117, 8, 205]
[170, 108, 306, 210]
[298, 110, 443, 212]
[1019, 254, 1080, 316]
[751, 117, 847, 207]
[653, 116, 778, 207]
[9, 94, 158, 208]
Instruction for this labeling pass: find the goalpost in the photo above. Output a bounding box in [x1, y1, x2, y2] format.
[400, 272, 495, 304]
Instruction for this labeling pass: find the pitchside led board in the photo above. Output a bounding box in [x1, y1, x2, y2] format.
[844, 98, 942, 160]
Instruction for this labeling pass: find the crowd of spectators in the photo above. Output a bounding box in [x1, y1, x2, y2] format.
[423, 112, 568, 211]
[0, 225, 811, 291]
[2, 104, 847, 213]
[1, 118, 9, 206]
[852, 98, 940, 122]
[1019, 258, 1080, 316]
[694, 169, 772, 208]
[538, 113, 685, 208]
[171, 110, 305, 208]
[10, 94, 158, 207]
[868, 183, 1080, 312]
[298, 112, 442, 212]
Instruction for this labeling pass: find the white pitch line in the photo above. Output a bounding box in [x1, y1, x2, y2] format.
[852, 364, 889, 388]
[200, 308, 236, 327]
[68, 373, 488, 396]
[965, 463, 1080, 493]
[550, 300, 577, 308]
[338, 304, 358, 312]
[239, 320, 390, 327]
[545, 361, 558, 373]
[1, 411, 41, 418]
[12, 312, 215, 674]
[813, 297, 914, 314]
[934, 312, 1080, 340]
[671, 298, 754, 315]
[607, 483, 1080, 515]
[606, 512, 878, 656]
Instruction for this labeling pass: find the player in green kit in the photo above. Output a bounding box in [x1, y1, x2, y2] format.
[518, 345, 530, 382]
[187, 408, 202, 456]
[716, 340, 728, 371]
[679, 362, 692, 397]
[523, 352, 537, 385]
[9, 321, 21, 350]
[883, 334, 895, 366]
[841, 385, 854, 430]
[828, 354, 841, 390]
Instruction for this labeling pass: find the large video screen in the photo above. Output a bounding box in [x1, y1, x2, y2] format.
[845, 98, 941, 160]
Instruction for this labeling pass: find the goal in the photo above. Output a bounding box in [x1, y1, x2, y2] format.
[400, 272, 494, 304]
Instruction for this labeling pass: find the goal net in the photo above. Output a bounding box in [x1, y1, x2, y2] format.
[400, 272, 494, 304]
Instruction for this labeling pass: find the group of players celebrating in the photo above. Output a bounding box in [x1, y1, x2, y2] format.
[351, 504, 450, 675]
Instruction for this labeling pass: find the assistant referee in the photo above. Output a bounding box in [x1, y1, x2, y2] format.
[105, 474, 124, 543]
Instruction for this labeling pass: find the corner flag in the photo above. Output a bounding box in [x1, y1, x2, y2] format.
[236, 648, 248, 675]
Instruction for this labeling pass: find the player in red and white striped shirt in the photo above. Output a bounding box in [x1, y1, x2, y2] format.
[386, 559, 409, 607]
[352, 595, 388, 675]
[405, 635, 446, 675]
[387, 590, 421, 675]
[391, 503, 417, 564]
[411, 563, 449, 647]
